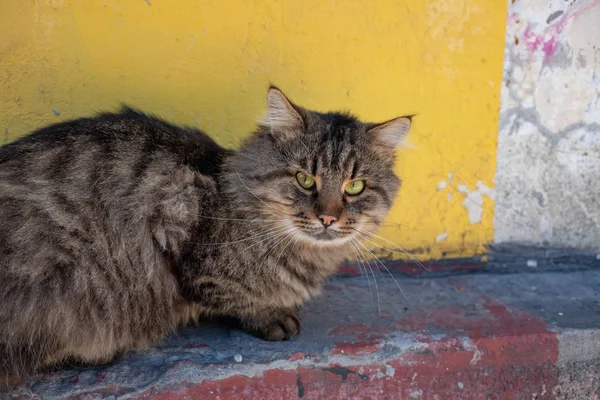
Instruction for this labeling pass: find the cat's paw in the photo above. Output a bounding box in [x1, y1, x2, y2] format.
[246, 310, 301, 341]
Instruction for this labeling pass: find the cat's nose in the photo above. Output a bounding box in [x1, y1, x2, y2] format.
[318, 214, 338, 228]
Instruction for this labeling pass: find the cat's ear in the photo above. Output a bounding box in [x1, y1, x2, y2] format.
[264, 86, 304, 139]
[367, 116, 412, 153]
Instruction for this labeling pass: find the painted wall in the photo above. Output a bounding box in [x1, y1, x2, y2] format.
[0, 0, 507, 260]
[495, 0, 600, 250]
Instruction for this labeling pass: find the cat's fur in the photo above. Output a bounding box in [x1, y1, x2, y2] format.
[0, 87, 411, 388]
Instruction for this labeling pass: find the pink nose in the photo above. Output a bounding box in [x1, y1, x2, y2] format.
[318, 214, 338, 227]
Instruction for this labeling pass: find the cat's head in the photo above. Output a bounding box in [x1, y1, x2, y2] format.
[225, 86, 411, 247]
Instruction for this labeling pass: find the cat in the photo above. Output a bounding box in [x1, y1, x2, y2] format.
[0, 86, 412, 389]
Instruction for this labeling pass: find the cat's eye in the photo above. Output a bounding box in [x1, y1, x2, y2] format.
[296, 172, 316, 190]
[344, 180, 366, 196]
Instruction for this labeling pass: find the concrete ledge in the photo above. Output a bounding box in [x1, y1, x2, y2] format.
[4, 255, 600, 399]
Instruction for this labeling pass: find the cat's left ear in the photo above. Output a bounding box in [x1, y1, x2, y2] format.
[264, 86, 304, 140]
[367, 116, 412, 152]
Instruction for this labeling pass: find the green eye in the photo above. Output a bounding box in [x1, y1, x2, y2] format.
[345, 180, 366, 196]
[296, 172, 316, 189]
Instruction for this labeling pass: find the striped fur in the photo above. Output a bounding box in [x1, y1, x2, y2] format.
[0, 88, 410, 388]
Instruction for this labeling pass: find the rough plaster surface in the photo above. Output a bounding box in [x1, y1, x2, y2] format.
[495, 0, 600, 249]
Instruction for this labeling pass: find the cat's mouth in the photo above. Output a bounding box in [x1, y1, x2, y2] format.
[299, 226, 354, 244]
[290, 215, 356, 245]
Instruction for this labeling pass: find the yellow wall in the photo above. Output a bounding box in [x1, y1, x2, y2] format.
[0, 0, 507, 260]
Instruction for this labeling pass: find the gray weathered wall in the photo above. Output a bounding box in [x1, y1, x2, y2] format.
[495, 0, 600, 250]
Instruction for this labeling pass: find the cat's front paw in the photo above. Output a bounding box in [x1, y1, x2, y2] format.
[244, 310, 301, 341]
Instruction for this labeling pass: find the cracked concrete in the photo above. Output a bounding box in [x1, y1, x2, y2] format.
[495, 0, 600, 250]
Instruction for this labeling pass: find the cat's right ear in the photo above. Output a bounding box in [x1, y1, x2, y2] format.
[367, 116, 412, 154]
[263, 86, 304, 140]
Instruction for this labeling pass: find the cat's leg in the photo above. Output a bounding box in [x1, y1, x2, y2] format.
[238, 307, 301, 341]
[182, 280, 302, 341]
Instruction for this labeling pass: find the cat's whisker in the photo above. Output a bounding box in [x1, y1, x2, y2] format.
[252, 228, 300, 278]
[200, 223, 289, 246]
[351, 238, 381, 321]
[353, 228, 432, 273]
[353, 238, 411, 305]
[197, 215, 287, 223]
[272, 229, 301, 266]
[235, 170, 294, 217]
[348, 240, 374, 305]
[360, 220, 443, 233]
[352, 236, 385, 281]
[361, 221, 404, 228]
[220, 226, 295, 271]
[270, 229, 299, 258]
[260, 229, 296, 263]
[248, 226, 294, 250]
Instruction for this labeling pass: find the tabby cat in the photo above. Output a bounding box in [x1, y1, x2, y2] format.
[0, 87, 412, 388]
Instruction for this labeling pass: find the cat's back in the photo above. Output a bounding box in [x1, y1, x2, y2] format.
[0, 108, 229, 272]
[0, 106, 230, 256]
[0, 106, 230, 253]
[0, 106, 230, 179]
[0, 108, 228, 363]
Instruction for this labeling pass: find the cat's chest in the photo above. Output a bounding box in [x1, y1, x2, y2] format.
[255, 247, 340, 290]
[201, 224, 343, 287]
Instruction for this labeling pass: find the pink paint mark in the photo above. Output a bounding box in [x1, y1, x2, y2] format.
[520, 0, 600, 60]
[289, 352, 305, 361]
[542, 37, 559, 58]
[523, 25, 559, 58]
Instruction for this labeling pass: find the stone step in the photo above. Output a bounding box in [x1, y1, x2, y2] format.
[4, 258, 600, 399]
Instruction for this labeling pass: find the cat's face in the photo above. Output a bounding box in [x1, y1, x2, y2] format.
[228, 87, 411, 247]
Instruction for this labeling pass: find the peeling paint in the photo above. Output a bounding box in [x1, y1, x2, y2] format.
[495, 0, 600, 249]
[462, 337, 483, 366]
[458, 181, 495, 224]
[436, 233, 448, 243]
[385, 364, 395, 377]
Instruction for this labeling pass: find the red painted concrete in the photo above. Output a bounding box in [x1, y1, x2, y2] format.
[136, 345, 559, 399]
[5, 263, 600, 399]
[132, 297, 559, 400]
